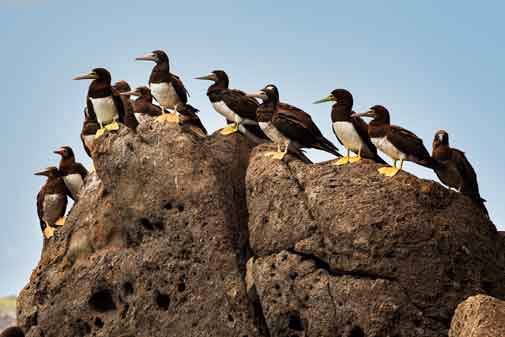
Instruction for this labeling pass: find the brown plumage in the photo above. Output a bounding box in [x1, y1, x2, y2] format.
[0, 327, 25, 337]
[35, 167, 68, 237]
[113, 80, 139, 131]
[432, 130, 486, 212]
[120, 86, 162, 123]
[54, 146, 88, 200]
[80, 107, 99, 157]
[175, 103, 208, 137]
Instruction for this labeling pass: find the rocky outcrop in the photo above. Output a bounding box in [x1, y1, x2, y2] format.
[17, 123, 504, 337]
[449, 294, 505, 337]
[246, 146, 505, 337]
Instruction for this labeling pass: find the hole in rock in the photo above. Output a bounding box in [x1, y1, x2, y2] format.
[288, 271, 298, 280]
[94, 317, 104, 329]
[228, 314, 234, 322]
[89, 289, 116, 312]
[123, 282, 134, 296]
[287, 311, 304, 331]
[140, 218, 154, 231]
[349, 325, 365, 337]
[73, 319, 91, 337]
[155, 291, 170, 310]
[177, 204, 185, 212]
[177, 281, 186, 292]
[164, 202, 173, 210]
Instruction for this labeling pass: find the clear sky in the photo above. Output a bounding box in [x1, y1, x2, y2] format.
[1, 0, 504, 297]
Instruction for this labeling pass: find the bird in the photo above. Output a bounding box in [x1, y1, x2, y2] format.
[175, 103, 208, 137]
[112, 80, 139, 131]
[195, 70, 265, 138]
[53, 146, 88, 201]
[80, 107, 99, 157]
[35, 166, 68, 239]
[432, 130, 487, 212]
[353, 105, 436, 177]
[135, 50, 188, 123]
[73, 68, 125, 138]
[0, 326, 24, 337]
[247, 84, 341, 160]
[313, 89, 386, 165]
[119, 86, 162, 123]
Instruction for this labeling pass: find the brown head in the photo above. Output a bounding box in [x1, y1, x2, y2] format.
[195, 70, 229, 89]
[135, 50, 169, 65]
[246, 84, 280, 122]
[73, 67, 112, 84]
[314, 88, 353, 107]
[53, 146, 75, 161]
[34, 166, 61, 179]
[119, 86, 152, 99]
[113, 80, 131, 93]
[353, 105, 390, 125]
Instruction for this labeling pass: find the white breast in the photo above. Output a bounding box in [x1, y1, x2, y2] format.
[90, 96, 118, 125]
[43, 194, 66, 225]
[212, 101, 239, 123]
[332, 121, 364, 153]
[150, 82, 180, 109]
[259, 122, 289, 145]
[64, 174, 84, 199]
[372, 136, 405, 161]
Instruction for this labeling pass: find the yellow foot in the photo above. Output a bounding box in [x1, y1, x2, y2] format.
[268, 151, 287, 160]
[349, 155, 362, 163]
[155, 113, 179, 123]
[54, 217, 66, 227]
[95, 128, 106, 138]
[43, 226, 55, 239]
[219, 124, 239, 135]
[334, 156, 350, 166]
[378, 166, 400, 177]
[105, 121, 120, 131]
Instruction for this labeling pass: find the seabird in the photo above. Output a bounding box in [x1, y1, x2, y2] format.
[432, 130, 486, 212]
[119, 86, 162, 123]
[73, 68, 125, 137]
[247, 84, 341, 160]
[53, 146, 88, 201]
[195, 70, 263, 137]
[353, 105, 435, 176]
[135, 50, 188, 123]
[35, 166, 68, 239]
[314, 89, 386, 165]
[80, 107, 99, 157]
[175, 103, 208, 137]
[0, 326, 25, 337]
[112, 80, 139, 131]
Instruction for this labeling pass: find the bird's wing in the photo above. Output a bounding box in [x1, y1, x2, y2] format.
[76, 163, 89, 179]
[387, 125, 431, 161]
[452, 149, 481, 197]
[112, 93, 125, 123]
[86, 99, 97, 121]
[352, 116, 378, 155]
[273, 104, 318, 145]
[221, 89, 259, 120]
[171, 74, 189, 103]
[36, 190, 45, 231]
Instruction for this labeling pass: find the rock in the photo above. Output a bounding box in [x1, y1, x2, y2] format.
[246, 145, 505, 337]
[17, 122, 263, 337]
[449, 294, 505, 337]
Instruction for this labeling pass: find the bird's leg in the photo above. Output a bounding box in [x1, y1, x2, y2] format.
[220, 122, 239, 135]
[156, 107, 179, 123]
[349, 148, 362, 163]
[43, 224, 55, 239]
[264, 143, 281, 158]
[378, 159, 402, 177]
[335, 148, 351, 165]
[105, 117, 120, 131]
[54, 217, 66, 227]
[270, 142, 289, 160]
[95, 122, 106, 138]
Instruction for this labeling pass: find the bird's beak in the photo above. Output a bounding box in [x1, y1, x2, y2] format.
[195, 74, 217, 81]
[313, 94, 336, 104]
[120, 90, 139, 97]
[135, 53, 156, 61]
[34, 169, 49, 176]
[351, 109, 375, 118]
[53, 148, 65, 156]
[73, 71, 98, 80]
[246, 91, 267, 99]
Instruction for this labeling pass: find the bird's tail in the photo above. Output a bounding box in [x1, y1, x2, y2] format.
[314, 137, 342, 157]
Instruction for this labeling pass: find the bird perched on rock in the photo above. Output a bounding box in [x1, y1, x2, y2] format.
[0, 326, 24, 337]
[247, 84, 341, 160]
[119, 86, 162, 123]
[53, 146, 88, 200]
[112, 80, 139, 131]
[174, 103, 208, 137]
[136, 50, 188, 123]
[314, 89, 386, 165]
[354, 105, 436, 177]
[73, 68, 125, 137]
[432, 130, 486, 213]
[80, 107, 99, 157]
[35, 166, 68, 239]
[195, 70, 266, 139]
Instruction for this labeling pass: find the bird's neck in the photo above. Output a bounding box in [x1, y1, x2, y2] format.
[208, 79, 228, 94]
[89, 80, 112, 98]
[331, 104, 352, 122]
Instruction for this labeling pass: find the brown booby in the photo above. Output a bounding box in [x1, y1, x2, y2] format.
[119, 86, 162, 123]
[195, 70, 264, 137]
[175, 103, 208, 137]
[432, 130, 487, 212]
[247, 84, 341, 160]
[35, 166, 68, 239]
[314, 89, 386, 165]
[80, 107, 99, 157]
[135, 50, 188, 123]
[0, 326, 25, 337]
[353, 105, 435, 176]
[112, 80, 139, 131]
[73, 68, 125, 137]
[54, 146, 88, 201]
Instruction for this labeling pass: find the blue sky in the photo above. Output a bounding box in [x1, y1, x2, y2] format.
[1, 0, 503, 297]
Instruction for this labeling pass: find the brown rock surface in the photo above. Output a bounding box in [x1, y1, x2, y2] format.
[246, 145, 505, 337]
[449, 294, 505, 337]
